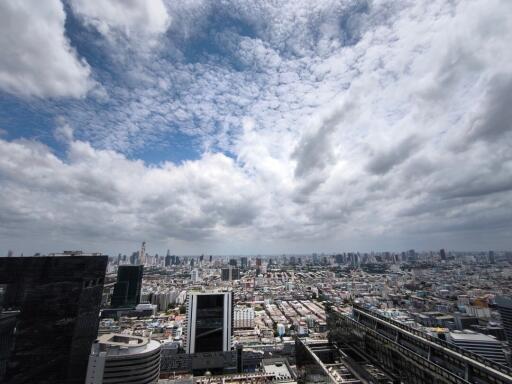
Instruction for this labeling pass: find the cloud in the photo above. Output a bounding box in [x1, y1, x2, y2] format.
[366, 135, 421, 175]
[0, 0, 92, 98]
[53, 118, 74, 143]
[69, 0, 171, 44]
[0, 137, 263, 251]
[2, 0, 512, 253]
[465, 74, 512, 144]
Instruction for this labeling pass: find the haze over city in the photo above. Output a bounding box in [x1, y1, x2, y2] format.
[1, 0, 511, 255]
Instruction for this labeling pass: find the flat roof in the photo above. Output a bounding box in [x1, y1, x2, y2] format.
[262, 360, 292, 379]
[95, 333, 161, 356]
[449, 332, 499, 343]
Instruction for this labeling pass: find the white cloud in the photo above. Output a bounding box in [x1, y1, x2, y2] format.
[0, 136, 264, 253]
[1, 0, 512, 253]
[69, 0, 171, 43]
[0, 0, 92, 98]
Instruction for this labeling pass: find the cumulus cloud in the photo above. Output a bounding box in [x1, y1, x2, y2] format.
[0, 137, 263, 251]
[0, 0, 92, 98]
[466, 74, 512, 144]
[1, 0, 512, 253]
[366, 135, 421, 175]
[69, 0, 171, 44]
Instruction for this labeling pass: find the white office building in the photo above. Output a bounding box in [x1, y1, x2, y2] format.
[234, 306, 255, 329]
[85, 334, 161, 384]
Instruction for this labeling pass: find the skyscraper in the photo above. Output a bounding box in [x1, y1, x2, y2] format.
[0, 255, 107, 384]
[221, 266, 240, 281]
[111, 265, 143, 308]
[495, 296, 512, 345]
[440, 248, 446, 261]
[185, 291, 233, 354]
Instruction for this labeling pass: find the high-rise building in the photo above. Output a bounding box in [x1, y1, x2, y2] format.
[489, 250, 496, 264]
[440, 248, 446, 261]
[85, 334, 161, 384]
[185, 291, 233, 354]
[165, 254, 171, 267]
[0, 311, 18, 380]
[229, 258, 237, 267]
[221, 266, 240, 281]
[495, 296, 512, 345]
[129, 251, 139, 265]
[0, 255, 107, 384]
[191, 268, 200, 282]
[240, 257, 248, 269]
[111, 265, 143, 308]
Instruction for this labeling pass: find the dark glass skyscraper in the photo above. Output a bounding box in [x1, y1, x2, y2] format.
[0, 255, 107, 384]
[111, 265, 143, 308]
[495, 296, 512, 345]
[185, 291, 232, 354]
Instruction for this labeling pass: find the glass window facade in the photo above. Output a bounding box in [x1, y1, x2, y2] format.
[195, 294, 224, 353]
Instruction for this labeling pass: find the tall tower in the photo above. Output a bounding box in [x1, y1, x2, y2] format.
[140, 241, 146, 266]
[185, 291, 233, 354]
[111, 265, 143, 308]
[0, 255, 107, 384]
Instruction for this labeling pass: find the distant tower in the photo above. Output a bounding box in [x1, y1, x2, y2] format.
[111, 265, 143, 308]
[140, 241, 146, 266]
[440, 249, 446, 261]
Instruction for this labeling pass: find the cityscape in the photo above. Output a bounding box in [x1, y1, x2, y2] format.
[2, 247, 512, 383]
[1, 0, 512, 384]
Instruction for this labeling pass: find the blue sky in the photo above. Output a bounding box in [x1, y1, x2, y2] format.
[1, 0, 512, 255]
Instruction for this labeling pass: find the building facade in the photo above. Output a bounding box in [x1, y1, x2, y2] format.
[185, 291, 233, 354]
[85, 334, 161, 384]
[111, 265, 143, 308]
[0, 255, 108, 384]
[221, 267, 240, 282]
[496, 296, 512, 345]
[234, 307, 255, 329]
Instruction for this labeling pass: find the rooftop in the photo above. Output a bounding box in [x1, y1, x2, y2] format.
[93, 333, 161, 357]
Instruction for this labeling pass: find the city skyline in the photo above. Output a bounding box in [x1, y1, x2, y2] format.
[1, 0, 512, 254]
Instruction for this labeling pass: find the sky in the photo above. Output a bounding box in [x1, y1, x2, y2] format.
[0, 0, 511, 256]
